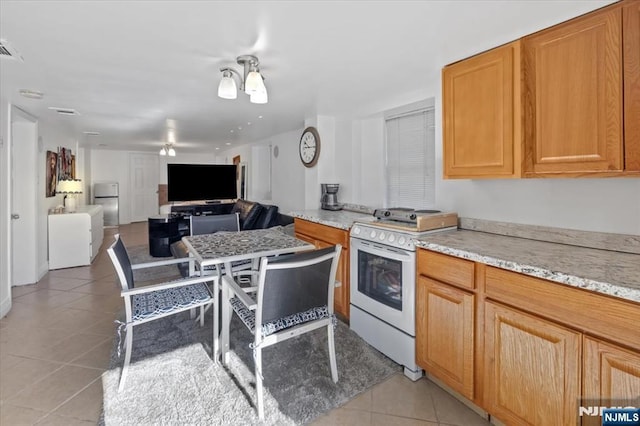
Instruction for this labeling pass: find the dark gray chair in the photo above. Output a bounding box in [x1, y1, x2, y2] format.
[220, 244, 342, 420]
[189, 213, 240, 235]
[107, 234, 214, 391]
[171, 213, 241, 277]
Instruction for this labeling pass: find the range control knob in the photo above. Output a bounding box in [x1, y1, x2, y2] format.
[398, 236, 406, 245]
[409, 213, 417, 220]
[352, 226, 361, 235]
[370, 230, 377, 238]
[379, 232, 386, 240]
[388, 234, 395, 243]
[384, 211, 391, 217]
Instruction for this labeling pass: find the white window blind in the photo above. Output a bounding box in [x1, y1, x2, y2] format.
[385, 107, 435, 209]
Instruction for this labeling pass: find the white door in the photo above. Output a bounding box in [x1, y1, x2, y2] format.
[130, 153, 159, 222]
[10, 106, 38, 286]
[0, 109, 9, 317]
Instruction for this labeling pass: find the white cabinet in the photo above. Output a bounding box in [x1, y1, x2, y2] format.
[48, 205, 104, 269]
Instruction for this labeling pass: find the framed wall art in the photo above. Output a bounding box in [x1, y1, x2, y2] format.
[46, 150, 58, 197]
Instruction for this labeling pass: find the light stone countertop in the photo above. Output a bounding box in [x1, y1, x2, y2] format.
[415, 229, 640, 303]
[287, 210, 640, 303]
[288, 209, 376, 230]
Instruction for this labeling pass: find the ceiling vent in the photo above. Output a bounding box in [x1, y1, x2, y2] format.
[48, 107, 80, 116]
[0, 39, 24, 61]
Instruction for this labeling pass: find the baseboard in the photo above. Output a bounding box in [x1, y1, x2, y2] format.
[38, 261, 48, 281]
[424, 373, 489, 420]
[0, 294, 11, 319]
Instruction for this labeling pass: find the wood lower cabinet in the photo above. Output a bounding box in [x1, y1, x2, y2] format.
[294, 219, 350, 319]
[582, 337, 640, 426]
[484, 301, 581, 426]
[416, 276, 475, 399]
[416, 250, 478, 402]
[416, 247, 640, 426]
[442, 41, 521, 179]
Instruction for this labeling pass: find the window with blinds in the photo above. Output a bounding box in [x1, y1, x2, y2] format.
[385, 107, 436, 209]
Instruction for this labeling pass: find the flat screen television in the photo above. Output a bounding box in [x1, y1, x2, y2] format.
[167, 163, 237, 202]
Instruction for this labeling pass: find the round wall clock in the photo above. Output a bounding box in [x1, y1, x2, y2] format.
[299, 126, 320, 168]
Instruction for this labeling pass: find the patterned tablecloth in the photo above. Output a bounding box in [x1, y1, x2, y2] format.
[182, 228, 314, 267]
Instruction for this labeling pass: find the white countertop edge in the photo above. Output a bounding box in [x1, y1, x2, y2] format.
[416, 241, 640, 303]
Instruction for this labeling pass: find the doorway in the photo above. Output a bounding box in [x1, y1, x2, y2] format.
[0, 105, 38, 318]
[11, 106, 38, 286]
[130, 153, 159, 222]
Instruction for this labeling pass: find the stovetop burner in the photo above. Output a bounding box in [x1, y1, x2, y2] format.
[371, 208, 458, 232]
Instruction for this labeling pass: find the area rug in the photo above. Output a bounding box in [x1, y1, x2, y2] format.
[102, 311, 399, 425]
[126, 244, 183, 283]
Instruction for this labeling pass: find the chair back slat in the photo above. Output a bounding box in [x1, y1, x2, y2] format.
[259, 246, 337, 325]
[107, 234, 135, 290]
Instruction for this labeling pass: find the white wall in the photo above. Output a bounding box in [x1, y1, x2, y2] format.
[218, 128, 306, 213]
[158, 152, 219, 183]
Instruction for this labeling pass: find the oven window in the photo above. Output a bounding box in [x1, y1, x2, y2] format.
[357, 250, 402, 311]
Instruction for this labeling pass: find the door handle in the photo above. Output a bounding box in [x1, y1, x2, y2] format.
[11, 214, 20, 220]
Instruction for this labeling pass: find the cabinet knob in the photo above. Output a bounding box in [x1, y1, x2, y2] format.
[11, 214, 19, 220]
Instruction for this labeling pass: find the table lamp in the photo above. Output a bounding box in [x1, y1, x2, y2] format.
[57, 179, 83, 213]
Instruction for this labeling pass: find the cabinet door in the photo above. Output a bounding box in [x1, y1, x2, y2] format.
[443, 41, 521, 178]
[315, 239, 349, 319]
[582, 337, 640, 426]
[624, 0, 640, 171]
[523, 7, 623, 174]
[295, 227, 350, 319]
[484, 301, 581, 425]
[416, 276, 474, 399]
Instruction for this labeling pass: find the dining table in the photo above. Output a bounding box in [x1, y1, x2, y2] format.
[181, 227, 315, 361]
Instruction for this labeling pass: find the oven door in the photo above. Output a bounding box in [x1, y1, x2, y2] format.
[350, 237, 416, 336]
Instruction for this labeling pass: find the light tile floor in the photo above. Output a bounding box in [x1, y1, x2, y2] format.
[1, 222, 490, 426]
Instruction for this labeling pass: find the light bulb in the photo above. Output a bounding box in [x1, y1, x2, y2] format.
[160, 147, 167, 156]
[168, 147, 176, 156]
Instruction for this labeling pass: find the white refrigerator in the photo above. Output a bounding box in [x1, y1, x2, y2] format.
[93, 182, 119, 226]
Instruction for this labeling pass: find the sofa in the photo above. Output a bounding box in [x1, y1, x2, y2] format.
[170, 199, 294, 277]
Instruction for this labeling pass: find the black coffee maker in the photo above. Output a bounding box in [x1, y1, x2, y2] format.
[321, 183, 342, 211]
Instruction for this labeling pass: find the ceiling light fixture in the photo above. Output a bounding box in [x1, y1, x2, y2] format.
[19, 89, 44, 99]
[218, 55, 268, 104]
[159, 144, 176, 157]
[160, 119, 178, 156]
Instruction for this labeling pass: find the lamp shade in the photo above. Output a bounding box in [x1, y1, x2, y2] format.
[167, 146, 176, 156]
[244, 70, 262, 94]
[250, 87, 268, 104]
[57, 179, 83, 194]
[218, 74, 237, 99]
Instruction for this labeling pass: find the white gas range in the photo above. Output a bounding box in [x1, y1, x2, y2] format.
[349, 208, 457, 380]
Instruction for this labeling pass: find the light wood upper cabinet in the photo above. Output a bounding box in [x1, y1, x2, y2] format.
[484, 301, 581, 425]
[443, 41, 522, 178]
[582, 337, 640, 426]
[523, 6, 623, 174]
[623, 0, 640, 171]
[442, 1, 640, 178]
